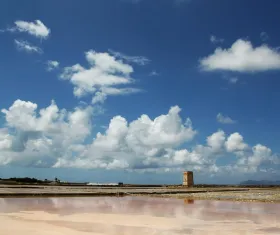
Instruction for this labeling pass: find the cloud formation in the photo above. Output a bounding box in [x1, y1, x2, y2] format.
[108, 49, 150, 66]
[11, 20, 50, 39]
[46, 60, 59, 71]
[0, 99, 92, 166]
[210, 35, 224, 44]
[217, 113, 236, 124]
[225, 132, 248, 152]
[61, 50, 143, 104]
[200, 39, 280, 72]
[14, 39, 43, 54]
[0, 100, 278, 175]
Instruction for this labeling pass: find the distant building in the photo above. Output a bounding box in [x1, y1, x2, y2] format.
[87, 182, 119, 186]
[183, 171, 194, 187]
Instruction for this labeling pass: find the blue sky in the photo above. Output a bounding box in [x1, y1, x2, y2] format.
[0, 0, 280, 184]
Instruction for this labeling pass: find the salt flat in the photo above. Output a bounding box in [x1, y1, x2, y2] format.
[0, 197, 279, 234]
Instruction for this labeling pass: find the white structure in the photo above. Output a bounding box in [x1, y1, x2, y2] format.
[87, 182, 118, 186]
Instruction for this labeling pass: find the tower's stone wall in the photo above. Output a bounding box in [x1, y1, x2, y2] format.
[183, 171, 194, 187]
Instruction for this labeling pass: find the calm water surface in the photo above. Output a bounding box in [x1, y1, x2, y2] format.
[0, 197, 279, 235]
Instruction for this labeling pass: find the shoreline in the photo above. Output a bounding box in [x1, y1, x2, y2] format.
[0, 185, 279, 203]
[141, 194, 280, 204]
[2, 194, 279, 204]
[0, 188, 249, 198]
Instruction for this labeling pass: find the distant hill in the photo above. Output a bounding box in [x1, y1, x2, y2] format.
[240, 180, 280, 186]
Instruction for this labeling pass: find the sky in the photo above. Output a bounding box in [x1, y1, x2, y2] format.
[0, 0, 280, 184]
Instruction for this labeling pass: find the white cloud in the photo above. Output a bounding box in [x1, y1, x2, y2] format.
[0, 129, 12, 150]
[80, 105, 197, 170]
[61, 50, 142, 103]
[92, 92, 108, 105]
[125, 106, 196, 150]
[14, 39, 43, 54]
[0, 102, 198, 170]
[225, 132, 248, 152]
[101, 87, 142, 95]
[248, 144, 272, 167]
[206, 130, 225, 152]
[233, 144, 277, 173]
[92, 87, 143, 104]
[108, 49, 150, 65]
[41, 107, 280, 173]
[200, 39, 280, 72]
[217, 113, 236, 124]
[12, 20, 50, 39]
[1, 99, 92, 157]
[0, 100, 279, 175]
[46, 60, 59, 71]
[210, 35, 224, 44]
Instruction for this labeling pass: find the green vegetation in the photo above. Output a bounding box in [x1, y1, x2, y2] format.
[1, 177, 50, 184]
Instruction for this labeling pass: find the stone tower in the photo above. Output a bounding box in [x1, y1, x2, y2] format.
[183, 171, 194, 187]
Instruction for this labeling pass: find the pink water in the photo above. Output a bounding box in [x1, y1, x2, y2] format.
[0, 197, 279, 234]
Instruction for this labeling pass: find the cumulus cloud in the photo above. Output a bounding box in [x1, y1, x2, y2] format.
[0, 100, 279, 175]
[248, 144, 273, 167]
[0, 129, 12, 150]
[0, 99, 92, 166]
[0, 102, 197, 170]
[210, 35, 224, 44]
[217, 113, 236, 124]
[126, 106, 196, 148]
[14, 39, 43, 54]
[200, 39, 280, 72]
[61, 50, 142, 103]
[46, 60, 59, 71]
[206, 130, 225, 152]
[232, 144, 277, 173]
[225, 133, 248, 152]
[10, 20, 50, 39]
[55, 105, 198, 170]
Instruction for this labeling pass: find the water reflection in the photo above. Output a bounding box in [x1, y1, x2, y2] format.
[0, 197, 279, 234]
[184, 199, 194, 204]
